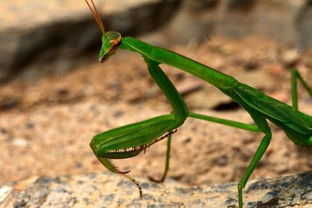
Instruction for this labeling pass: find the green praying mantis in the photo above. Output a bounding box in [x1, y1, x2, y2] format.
[85, 0, 312, 207]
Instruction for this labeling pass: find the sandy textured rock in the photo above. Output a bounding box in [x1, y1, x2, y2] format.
[1, 171, 312, 208]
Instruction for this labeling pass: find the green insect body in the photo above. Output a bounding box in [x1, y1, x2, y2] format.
[85, 1, 312, 207]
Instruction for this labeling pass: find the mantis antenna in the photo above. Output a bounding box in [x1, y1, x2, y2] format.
[85, 0, 105, 34]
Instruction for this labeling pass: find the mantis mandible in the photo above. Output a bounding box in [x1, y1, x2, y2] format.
[85, 0, 312, 207]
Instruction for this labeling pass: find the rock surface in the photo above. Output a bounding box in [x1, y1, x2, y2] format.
[0, 0, 181, 81]
[165, 0, 312, 48]
[1, 171, 312, 208]
[1, 0, 312, 81]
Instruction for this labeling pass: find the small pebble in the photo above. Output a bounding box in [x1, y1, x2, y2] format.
[0, 186, 12, 203]
[11, 138, 28, 147]
[281, 49, 300, 66]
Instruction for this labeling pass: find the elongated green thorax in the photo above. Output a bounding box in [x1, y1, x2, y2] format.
[119, 37, 238, 89]
[99, 32, 122, 62]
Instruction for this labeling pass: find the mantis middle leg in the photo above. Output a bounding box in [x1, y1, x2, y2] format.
[148, 133, 173, 183]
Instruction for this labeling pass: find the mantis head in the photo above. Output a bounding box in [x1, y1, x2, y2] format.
[99, 32, 121, 62]
[85, 0, 121, 62]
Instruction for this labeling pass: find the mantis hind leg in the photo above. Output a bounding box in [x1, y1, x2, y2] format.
[148, 133, 173, 183]
[237, 108, 272, 208]
[291, 68, 312, 110]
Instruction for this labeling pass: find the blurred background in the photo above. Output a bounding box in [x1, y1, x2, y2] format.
[0, 0, 311, 191]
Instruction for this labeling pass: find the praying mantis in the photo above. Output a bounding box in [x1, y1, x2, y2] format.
[85, 0, 312, 207]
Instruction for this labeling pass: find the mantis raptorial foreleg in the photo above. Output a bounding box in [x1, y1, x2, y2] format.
[291, 68, 312, 110]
